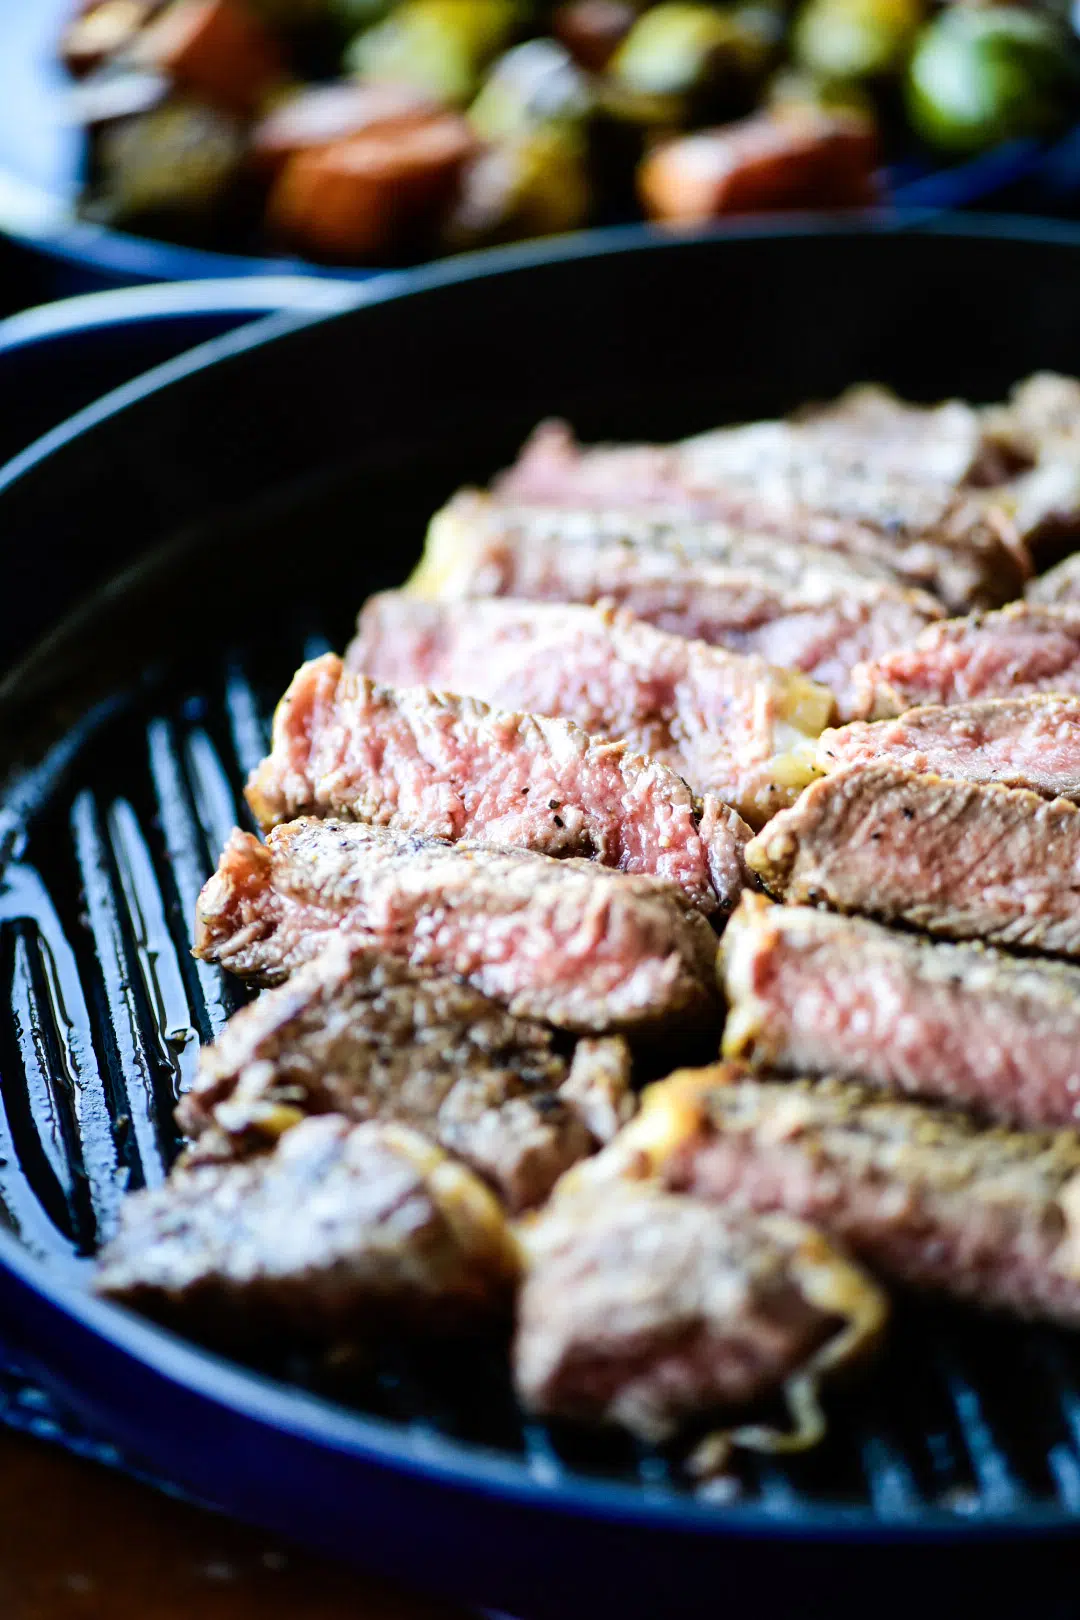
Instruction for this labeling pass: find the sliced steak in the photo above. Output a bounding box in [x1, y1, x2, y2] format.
[417, 490, 908, 591]
[747, 763, 1080, 957]
[194, 820, 721, 1035]
[94, 1116, 520, 1345]
[245, 653, 751, 917]
[813, 694, 1080, 802]
[179, 938, 632, 1212]
[985, 373, 1080, 464]
[643, 1066, 1080, 1326]
[1028, 552, 1080, 608]
[412, 491, 943, 720]
[513, 1177, 886, 1445]
[982, 374, 1080, 554]
[494, 392, 1029, 611]
[346, 594, 835, 829]
[720, 894, 1080, 1129]
[853, 603, 1080, 719]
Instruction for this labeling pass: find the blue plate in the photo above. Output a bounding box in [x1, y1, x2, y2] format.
[5, 0, 1080, 297]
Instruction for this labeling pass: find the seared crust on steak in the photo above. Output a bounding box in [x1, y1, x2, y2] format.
[513, 1177, 886, 1448]
[346, 594, 834, 829]
[633, 1066, 1080, 1326]
[721, 895, 1080, 1129]
[94, 1117, 520, 1344]
[494, 389, 1031, 611]
[746, 764, 1080, 957]
[245, 654, 751, 917]
[853, 603, 1080, 719]
[194, 820, 721, 1035]
[179, 938, 632, 1212]
[808, 694, 1080, 802]
[410, 491, 942, 720]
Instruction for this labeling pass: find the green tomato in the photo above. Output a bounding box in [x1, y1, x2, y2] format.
[907, 6, 1075, 154]
[793, 0, 923, 81]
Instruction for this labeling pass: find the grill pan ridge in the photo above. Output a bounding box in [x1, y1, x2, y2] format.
[6, 222, 1080, 1611]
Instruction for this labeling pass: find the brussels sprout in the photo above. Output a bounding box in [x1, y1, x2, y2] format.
[766, 64, 875, 117]
[86, 98, 245, 230]
[346, 0, 522, 104]
[793, 0, 924, 82]
[445, 122, 591, 246]
[469, 38, 592, 139]
[611, 2, 748, 97]
[606, 1, 777, 124]
[907, 6, 1075, 153]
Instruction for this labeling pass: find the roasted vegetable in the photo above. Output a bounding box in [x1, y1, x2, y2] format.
[608, 1, 775, 121]
[553, 0, 637, 71]
[793, 0, 923, 82]
[766, 64, 875, 117]
[638, 103, 879, 220]
[446, 121, 592, 245]
[59, 0, 1077, 268]
[907, 6, 1074, 153]
[251, 80, 436, 172]
[86, 97, 246, 232]
[267, 112, 475, 258]
[346, 0, 522, 104]
[469, 39, 592, 139]
[132, 0, 284, 114]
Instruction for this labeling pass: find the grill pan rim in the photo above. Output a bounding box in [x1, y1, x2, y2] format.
[7, 219, 1080, 1559]
[0, 1220, 1077, 1544]
[13, 206, 1080, 499]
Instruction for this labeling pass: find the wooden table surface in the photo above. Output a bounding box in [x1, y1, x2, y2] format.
[0, 1428, 475, 1619]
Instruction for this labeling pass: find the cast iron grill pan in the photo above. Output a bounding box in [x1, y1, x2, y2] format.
[3, 417, 1080, 1537]
[6, 224, 1080, 1614]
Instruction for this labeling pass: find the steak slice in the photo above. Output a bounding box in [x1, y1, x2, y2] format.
[94, 1116, 520, 1345]
[494, 392, 1029, 611]
[346, 594, 835, 829]
[411, 491, 943, 720]
[245, 653, 751, 917]
[513, 1177, 886, 1447]
[641, 1066, 1080, 1326]
[417, 490, 908, 591]
[853, 603, 1080, 719]
[1028, 552, 1080, 608]
[746, 763, 1080, 957]
[194, 819, 721, 1035]
[982, 373, 1080, 554]
[720, 894, 1080, 1129]
[985, 373, 1080, 463]
[812, 694, 1080, 802]
[179, 938, 633, 1212]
